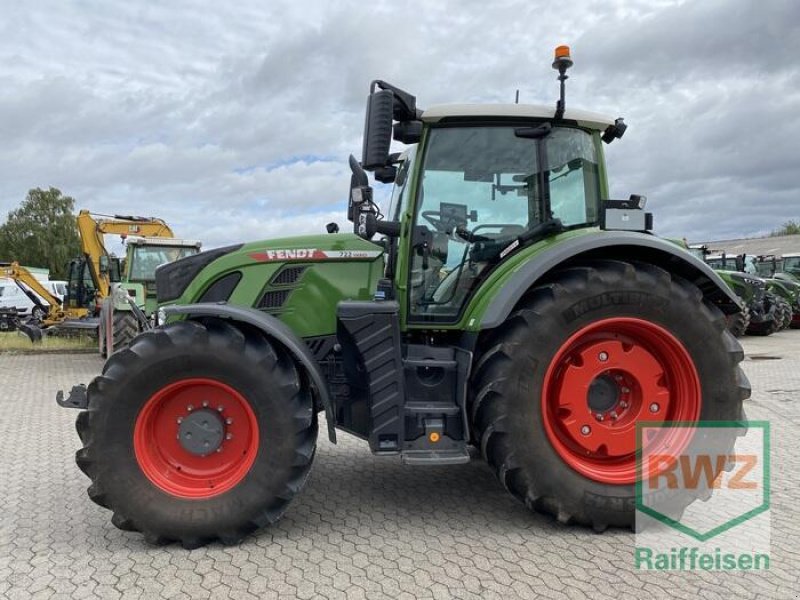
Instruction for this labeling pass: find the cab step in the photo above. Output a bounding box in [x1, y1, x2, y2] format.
[401, 447, 471, 466]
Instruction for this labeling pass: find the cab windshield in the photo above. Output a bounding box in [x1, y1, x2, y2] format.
[706, 258, 739, 271]
[128, 245, 199, 282]
[784, 256, 800, 273]
[409, 124, 601, 322]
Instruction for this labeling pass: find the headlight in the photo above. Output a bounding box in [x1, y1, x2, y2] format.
[742, 277, 764, 288]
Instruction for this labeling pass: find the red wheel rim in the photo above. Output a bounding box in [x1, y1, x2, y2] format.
[133, 378, 259, 499]
[541, 317, 701, 485]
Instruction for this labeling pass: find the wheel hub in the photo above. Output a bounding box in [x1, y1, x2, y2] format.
[178, 408, 225, 456]
[587, 374, 619, 413]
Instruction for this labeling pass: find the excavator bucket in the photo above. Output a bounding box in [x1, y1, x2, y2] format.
[18, 322, 43, 343]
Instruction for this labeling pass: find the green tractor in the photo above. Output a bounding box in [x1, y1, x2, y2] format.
[755, 254, 800, 328]
[98, 236, 202, 356]
[703, 253, 783, 335]
[59, 49, 748, 548]
[686, 247, 774, 336]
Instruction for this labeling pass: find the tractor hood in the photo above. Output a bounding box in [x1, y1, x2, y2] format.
[156, 233, 385, 337]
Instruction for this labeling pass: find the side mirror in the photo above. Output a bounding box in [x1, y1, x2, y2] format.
[602, 118, 627, 144]
[362, 89, 394, 170]
[326, 222, 340, 234]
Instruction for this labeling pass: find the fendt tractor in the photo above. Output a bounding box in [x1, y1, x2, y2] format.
[59, 48, 749, 548]
[697, 249, 783, 336]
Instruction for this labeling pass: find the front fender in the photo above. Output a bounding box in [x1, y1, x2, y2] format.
[163, 303, 336, 443]
[476, 231, 741, 330]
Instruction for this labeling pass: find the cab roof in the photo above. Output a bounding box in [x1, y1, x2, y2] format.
[421, 104, 616, 131]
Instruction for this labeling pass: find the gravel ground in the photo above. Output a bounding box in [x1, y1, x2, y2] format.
[1, 331, 799, 599]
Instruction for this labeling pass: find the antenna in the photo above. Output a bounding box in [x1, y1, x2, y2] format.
[552, 45, 573, 120]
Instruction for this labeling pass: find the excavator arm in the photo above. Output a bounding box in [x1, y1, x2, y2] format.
[76, 210, 175, 300]
[0, 262, 63, 321]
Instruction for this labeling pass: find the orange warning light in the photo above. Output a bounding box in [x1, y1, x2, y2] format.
[429, 432, 441, 443]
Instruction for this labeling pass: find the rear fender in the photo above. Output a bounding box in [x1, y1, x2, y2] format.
[479, 231, 741, 330]
[163, 304, 336, 442]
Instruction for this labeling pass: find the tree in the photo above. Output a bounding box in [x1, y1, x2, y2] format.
[770, 220, 800, 237]
[0, 187, 81, 279]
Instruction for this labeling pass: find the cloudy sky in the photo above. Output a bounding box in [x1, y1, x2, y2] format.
[0, 0, 797, 251]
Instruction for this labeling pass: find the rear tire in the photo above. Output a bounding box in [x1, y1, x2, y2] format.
[470, 260, 749, 530]
[777, 298, 792, 330]
[747, 293, 781, 336]
[727, 308, 750, 337]
[75, 319, 317, 547]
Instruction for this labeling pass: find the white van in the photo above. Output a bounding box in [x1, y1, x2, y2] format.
[0, 280, 67, 319]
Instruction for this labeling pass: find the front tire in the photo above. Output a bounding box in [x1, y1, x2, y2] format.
[470, 260, 749, 530]
[75, 319, 317, 547]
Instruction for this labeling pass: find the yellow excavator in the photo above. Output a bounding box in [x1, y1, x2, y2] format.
[7, 211, 199, 347]
[79, 211, 200, 354]
[75, 209, 174, 303]
[0, 261, 85, 341]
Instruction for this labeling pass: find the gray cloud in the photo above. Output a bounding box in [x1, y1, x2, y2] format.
[0, 0, 797, 250]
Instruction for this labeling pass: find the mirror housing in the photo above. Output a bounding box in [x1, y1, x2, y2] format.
[602, 118, 627, 144]
[362, 89, 394, 170]
[393, 120, 422, 144]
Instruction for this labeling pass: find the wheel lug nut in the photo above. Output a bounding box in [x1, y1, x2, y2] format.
[202, 401, 209, 408]
[610, 411, 618, 420]
[649, 403, 660, 413]
[217, 406, 224, 412]
[226, 433, 233, 440]
[596, 414, 604, 422]
[581, 425, 591, 435]
[226, 417, 233, 425]
[177, 417, 183, 424]
[187, 405, 194, 412]
[216, 447, 222, 453]
[619, 401, 628, 409]
[621, 387, 630, 394]
[598, 351, 608, 362]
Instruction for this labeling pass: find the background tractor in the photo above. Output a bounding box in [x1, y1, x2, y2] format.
[705, 253, 780, 335]
[62, 48, 749, 548]
[687, 247, 777, 336]
[755, 254, 800, 327]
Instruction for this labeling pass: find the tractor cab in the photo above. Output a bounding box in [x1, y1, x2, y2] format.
[347, 66, 636, 327]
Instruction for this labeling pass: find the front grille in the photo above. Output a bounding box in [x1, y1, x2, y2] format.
[270, 265, 307, 286]
[257, 289, 291, 310]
